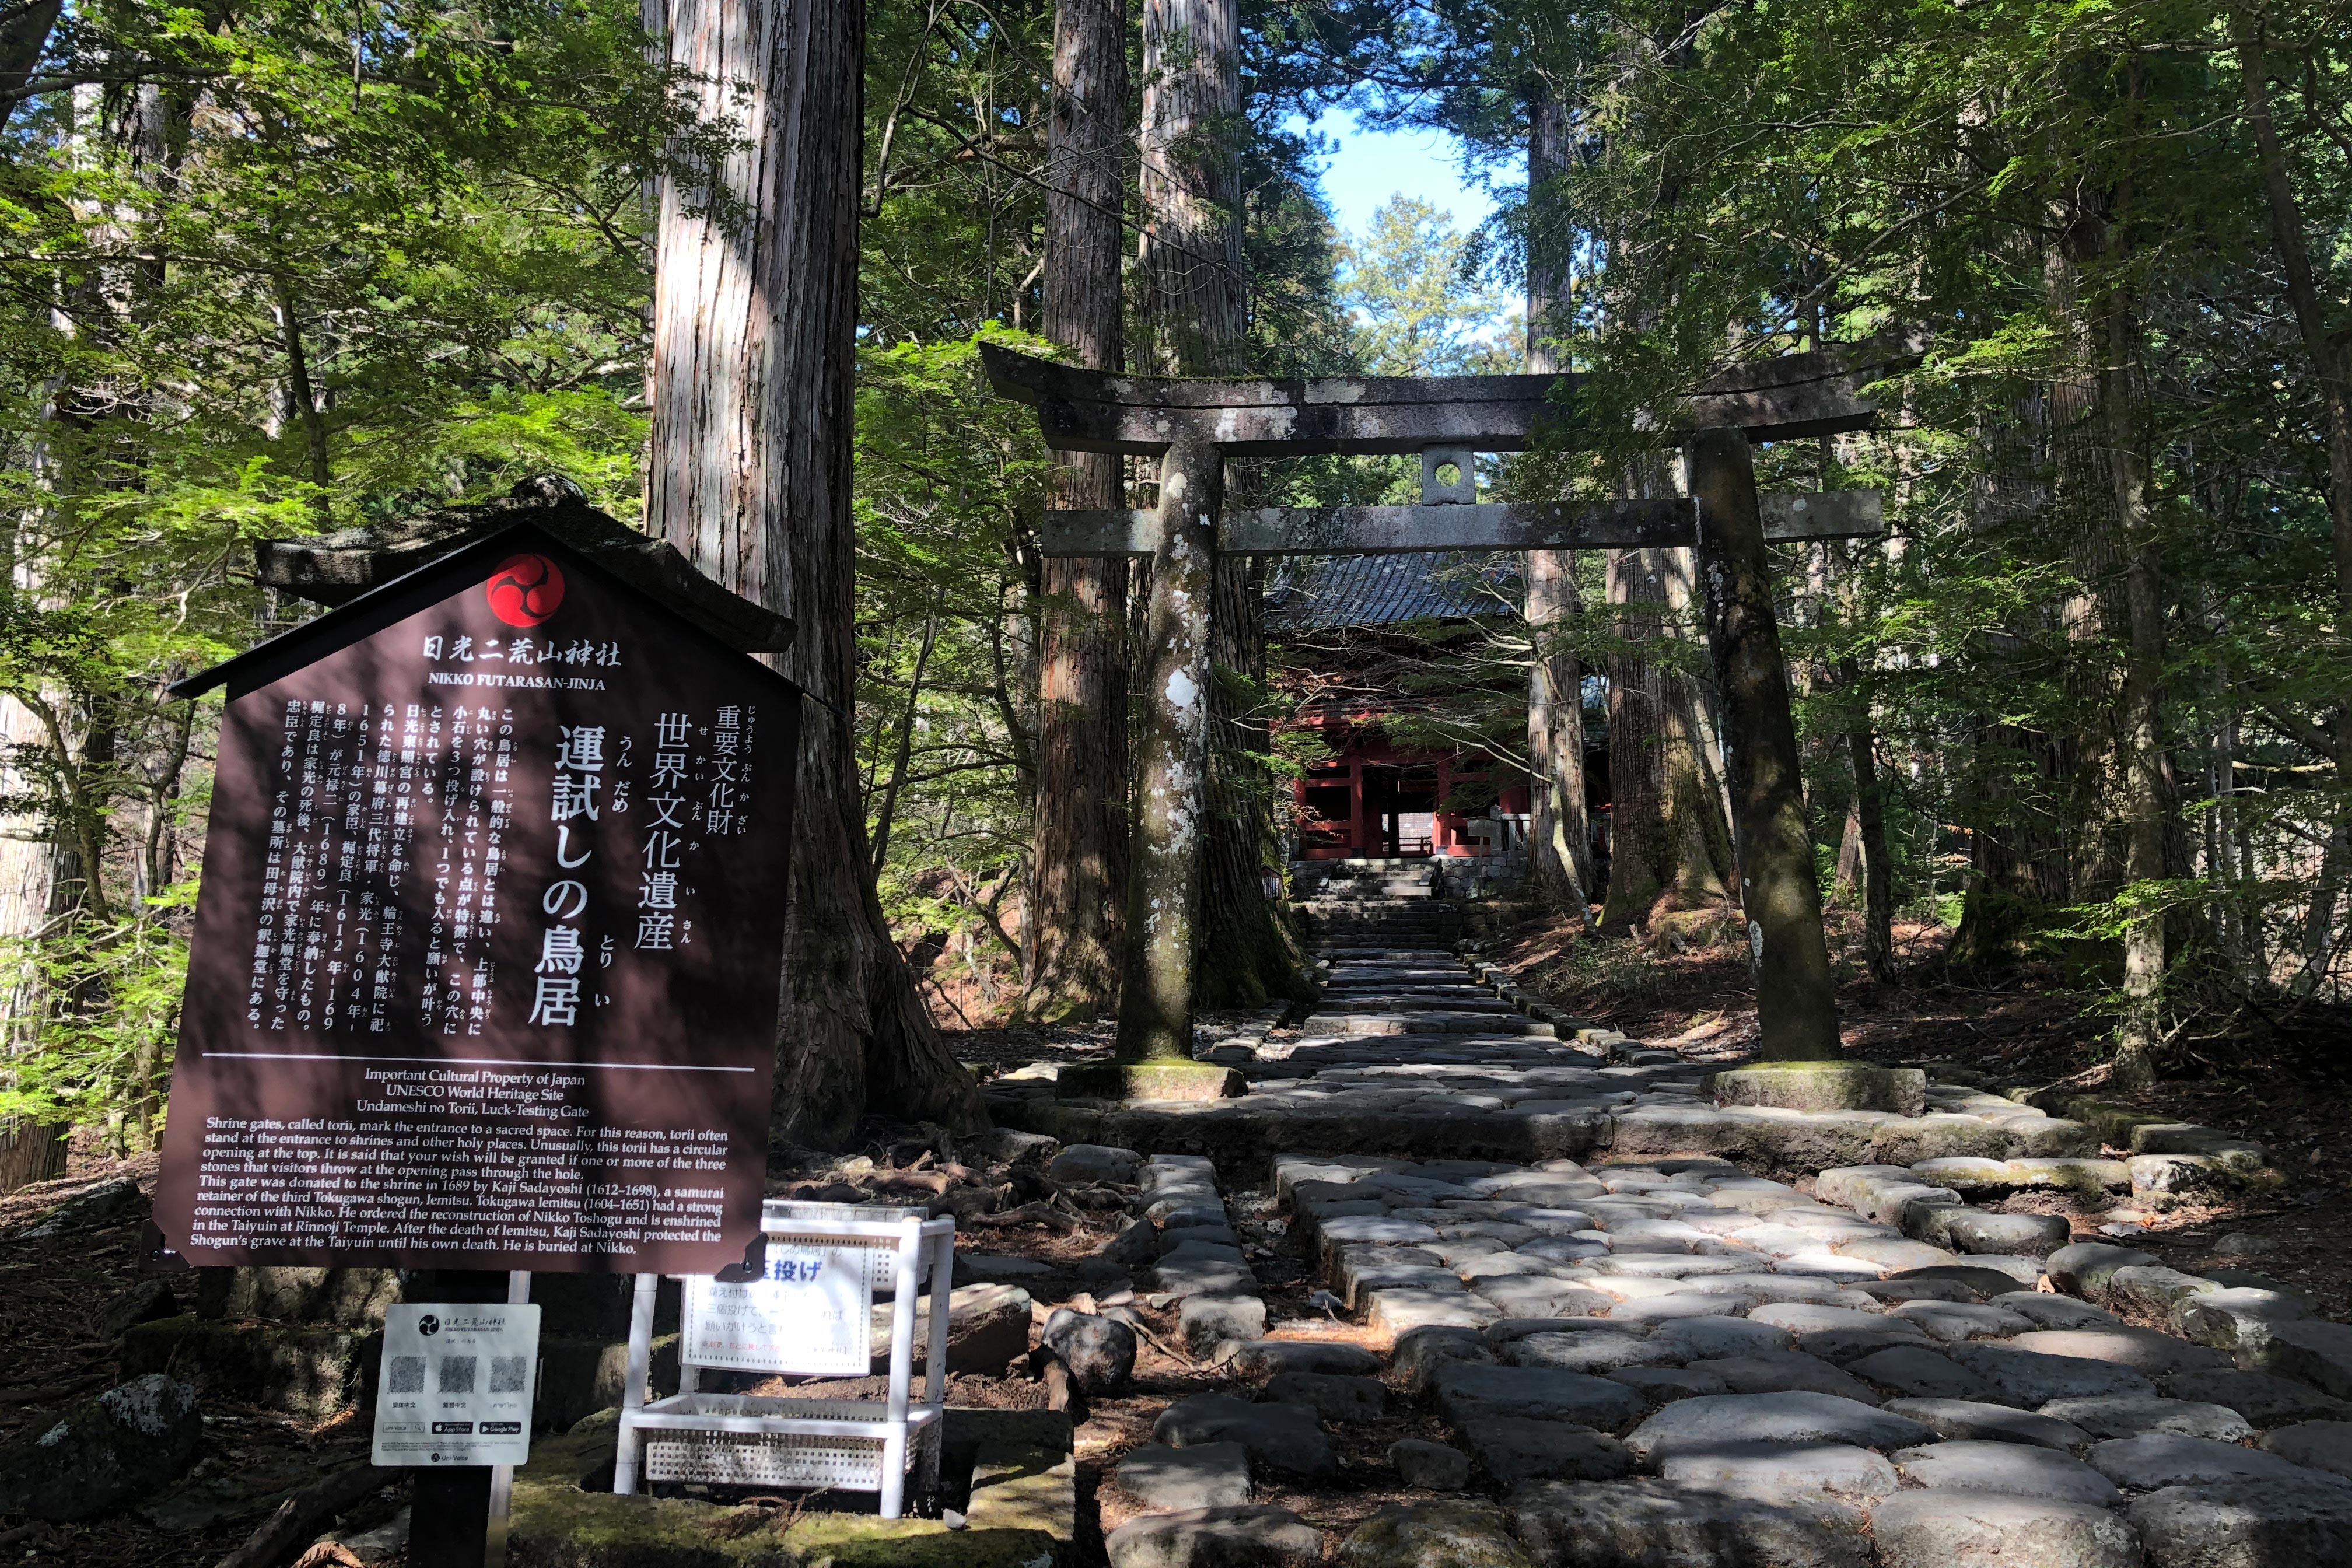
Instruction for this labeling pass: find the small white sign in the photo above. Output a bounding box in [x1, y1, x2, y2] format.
[684, 1245, 873, 1374]
[373, 1303, 540, 1467]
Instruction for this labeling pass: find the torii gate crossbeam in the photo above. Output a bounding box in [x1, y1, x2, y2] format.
[986, 340, 1913, 1087]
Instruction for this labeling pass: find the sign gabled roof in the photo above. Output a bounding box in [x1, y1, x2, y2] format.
[171, 520, 799, 701]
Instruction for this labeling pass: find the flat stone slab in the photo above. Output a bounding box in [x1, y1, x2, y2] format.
[1151, 1395, 1337, 1479]
[1106, 1506, 1324, 1568]
[1111, 1443, 1252, 1514]
[2127, 1477, 2352, 1567]
[2040, 1394, 2255, 1442]
[2242, 1318, 2352, 1399]
[1606, 1366, 1732, 1408]
[1433, 1363, 1646, 1430]
[1940, 1210, 2074, 1258]
[1625, 1391, 1934, 1463]
[1886, 1300, 2036, 1343]
[1388, 1439, 1472, 1492]
[1648, 1317, 1793, 1360]
[2090, 1432, 2351, 1491]
[1881, 1397, 2090, 1451]
[1335, 1500, 1534, 1568]
[1262, 1371, 1385, 1422]
[1891, 1439, 2118, 1504]
[1458, 1418, 1634, 1486]
[1848, 1345, 2000, 1402]
[2263, 1422, 2352, 1482]
[1370, 1287, 1498, 1338]
[2007, 1328, 2227, 1378]
[1223, 1340, 1381, 1377]
[2164, 1370, 2352, 1429]
[1510, 1477, 1872, 1568]
[1947, 1343, 2154, 1405]
[1656, 1439, 1898, 1504]
[1992, 1292, 2120, 1331]
[1687, 1352, 1884, 1405]
[1872, 1490, 2141, 1568]
[1508, 1331, 1676, 1374]
[1707, 1063, 1927, 1116]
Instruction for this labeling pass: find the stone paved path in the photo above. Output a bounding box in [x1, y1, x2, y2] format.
[1012, 939, 2352, 1567]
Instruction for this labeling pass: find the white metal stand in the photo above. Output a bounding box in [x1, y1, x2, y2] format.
[612, 1202, 956, 1518]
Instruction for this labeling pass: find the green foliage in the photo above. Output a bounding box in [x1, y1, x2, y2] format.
[0, 0, 675, 1147]
[1342, 195, 1517, 375]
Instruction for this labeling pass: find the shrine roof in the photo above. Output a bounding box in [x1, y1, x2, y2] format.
[1265, 553, 1520, 634]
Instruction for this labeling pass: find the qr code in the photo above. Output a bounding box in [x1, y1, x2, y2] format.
[438, 1355, 478, 1394]
[387, 1356, 425, 1394]
[489, 1356, 528, 1393]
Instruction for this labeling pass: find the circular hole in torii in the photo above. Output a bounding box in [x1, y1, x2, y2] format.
[1434, 461, 1462, 487]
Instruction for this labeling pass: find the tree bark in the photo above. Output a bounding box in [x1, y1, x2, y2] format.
[1842, 670, 1896, 982]
[1139, 0, 1244, 375]
[1526, 550, 1594, 915]
[1598, 541, 1734, 934]
[1138, 0, 1298, 1007]
[1522, 83, 1594, 918]
[2235, 12, 2352, 961]
[2096, 266, 2170, 1090]
[645, 0, 981, 1143]
[1116, 439, 1217, 1059]
[1687, 427, 1842, 1059]
[1026, 0, 1130, 1021]
[0, 0, 59, 132]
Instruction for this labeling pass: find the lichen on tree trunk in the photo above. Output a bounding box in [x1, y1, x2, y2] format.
[1116, 440, 1218, 1059]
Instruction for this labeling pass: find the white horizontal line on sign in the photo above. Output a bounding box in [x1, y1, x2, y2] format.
[202, 1051, 755, 1073]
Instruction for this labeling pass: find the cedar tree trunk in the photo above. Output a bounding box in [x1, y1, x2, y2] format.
[645, 0, 982, 1142]
[1025, 0, 1131, 1020]
[1523, 85, 1594, 916]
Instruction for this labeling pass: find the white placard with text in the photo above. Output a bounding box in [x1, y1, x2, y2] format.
[373, 1303, 540, 1466]
[683, 1245, 874, 1374]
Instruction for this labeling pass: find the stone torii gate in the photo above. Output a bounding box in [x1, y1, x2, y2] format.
[986, 338, 1911, 1096]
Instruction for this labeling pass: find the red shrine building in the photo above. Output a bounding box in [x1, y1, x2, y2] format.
[1265, 555, 1541, 873]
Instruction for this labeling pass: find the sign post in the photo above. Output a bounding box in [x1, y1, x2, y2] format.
[155, 522, 804, 1567]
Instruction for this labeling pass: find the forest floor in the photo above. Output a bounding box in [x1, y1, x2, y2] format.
[6, 904, 2346, 1566]
[1477, 904, 2352, 1320]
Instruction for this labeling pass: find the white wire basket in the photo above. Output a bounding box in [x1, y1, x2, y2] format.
[637, 1396, 939, 1490]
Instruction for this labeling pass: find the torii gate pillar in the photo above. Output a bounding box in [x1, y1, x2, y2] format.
[1114, 439, 1220, 1067]
[1687, 426, 1840, 1059]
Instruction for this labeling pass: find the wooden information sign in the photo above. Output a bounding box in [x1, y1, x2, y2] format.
[153, 523, 800, 1277]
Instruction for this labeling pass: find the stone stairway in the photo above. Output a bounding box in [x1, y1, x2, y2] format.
[989, 941, 2344, 1568]
[1290, 859, 1462, 953]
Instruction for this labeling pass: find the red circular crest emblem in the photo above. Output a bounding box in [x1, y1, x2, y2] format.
[485, 553, 564, 627]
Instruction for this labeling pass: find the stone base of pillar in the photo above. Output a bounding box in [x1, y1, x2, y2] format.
[1705, 1062, 1927, 1116]
[1055, 1062, 1247, 1103]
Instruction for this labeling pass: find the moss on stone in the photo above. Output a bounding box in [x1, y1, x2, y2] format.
[510, 1425, 1072, 1567]
[1706, 1062, 1927, 1116]
[965, 1448, 1073, 1541]
[1054, 1061, 1244, 1102]
[119, 1315, 372, 1421]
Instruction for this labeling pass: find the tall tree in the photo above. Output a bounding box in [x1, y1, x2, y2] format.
[645, 0, 981, 1142]
[1138, 0, 1300, 1007]
[1025, 0, 1131, 1021]
[1597, 541, 1734, 933]
[1522, 80, 1595, 916]
[2234, 7, 2352, 977]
